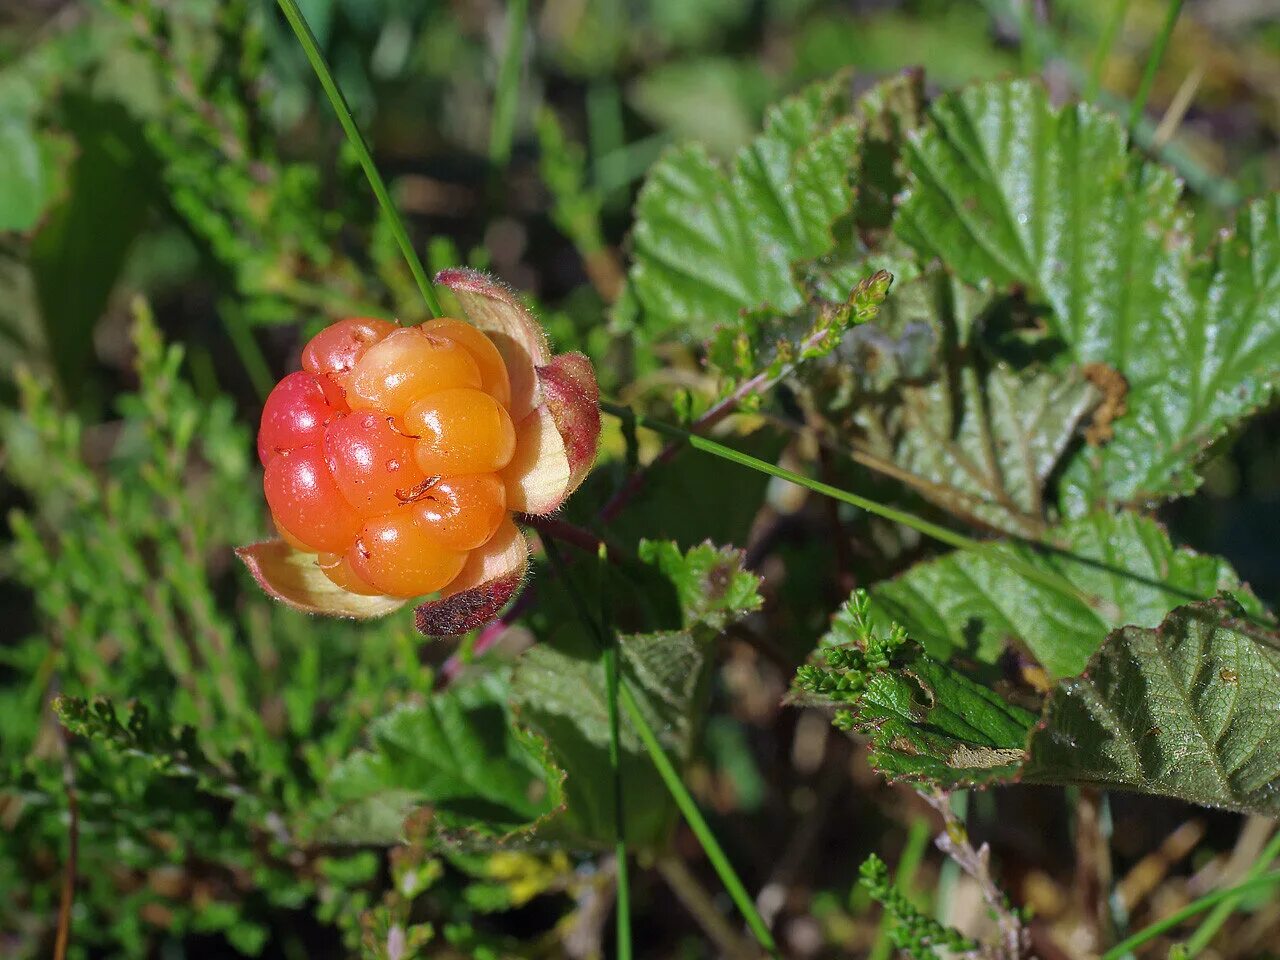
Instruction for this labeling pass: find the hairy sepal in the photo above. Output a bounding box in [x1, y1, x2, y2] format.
[504, 353, 601, 515]
[415, 519, 529, 637]
[236, 540, 405, 619]
[435, 269, 550, 420]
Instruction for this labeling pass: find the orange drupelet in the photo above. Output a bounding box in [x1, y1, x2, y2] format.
[260, 316, 519, 599]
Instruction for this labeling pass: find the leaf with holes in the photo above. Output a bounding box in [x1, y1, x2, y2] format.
[896, 79, 1280, 512]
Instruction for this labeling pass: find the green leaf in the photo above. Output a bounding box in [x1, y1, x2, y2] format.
[895, 80, 1280, 511]
[627, 73, 860, 339]
[797, 594, 1280, 814]
[320, 675, 563, 847]
[0, 114, 71, 233]
[792, 593, 1035, 788]
[807, 271, 1101, 537]
[512, 541, 762, 850]
[870, 511, 1263, 678]
[1023, 597, 1280, 815]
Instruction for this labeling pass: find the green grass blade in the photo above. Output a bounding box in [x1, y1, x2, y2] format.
[1087, 0, 1130, 102]
[1128, 0, 1185, 130]
[599, 542, 632, 960]
[1182, 827, 1280, 956]
[542, 539, 778, 958]
[1101, 871, 1280, 960]
[274, 0, 442, 318]
[489, 0, 528, 167]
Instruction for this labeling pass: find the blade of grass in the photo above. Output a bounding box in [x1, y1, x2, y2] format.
[599, 401, 1105, 614]
[1182, 826, 1280, 956]
[1087, 0, 1130, 102]
[274, 0, 441, 318]
[489, 0, 528, 167]
[541, 539, 779, 959]
[1128, 0, 1185, 130]
[596, 541, 632, 960]
[1101, 871, 1280, 960]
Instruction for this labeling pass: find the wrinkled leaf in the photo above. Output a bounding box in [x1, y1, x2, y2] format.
[1023, 598, 1280, 814]
[319, 675, 562, 847]
[627, 73, 860, 339]
[896, 80, 1280, 511]
[809, 271, 1101, 537]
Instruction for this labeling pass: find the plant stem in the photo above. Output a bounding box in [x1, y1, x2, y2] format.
[541, 540, 779, 958]
[1101, 871, 1280, 960]
[488, 0, 528, 167]
[1183, 826, 1280, 956]
[1128, 0, 1185, 130]
[618, 681, 778, 957]
[1087, 0, 1130, 102]
[600, 401, 1099, 612]
[274, 0, 441, 318]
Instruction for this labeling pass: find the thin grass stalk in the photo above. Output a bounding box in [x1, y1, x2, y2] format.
[1128, 0, 1185, 130]
[1101, 871, 1280, 960]
[274, 0, 442, 317]
[1183, 827, 1280, 956]
[488, 0, 528, 167]
[542, 540, 779, 958]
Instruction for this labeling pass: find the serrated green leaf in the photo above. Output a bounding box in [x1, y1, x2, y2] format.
[513, 541, 762, 850]
[871, 512, 1263, 678]
[320, 675, 562, 847]
[793, 595, 1036, 788]
[809, 271, 1101, 536]
[1023, 598, 1280, 815]
[627, 74, 860, 339]
[896, 80, 1280, 511]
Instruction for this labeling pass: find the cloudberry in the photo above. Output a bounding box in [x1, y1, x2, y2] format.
[241, 270, 600, 634]
[255, 315, 521, 599]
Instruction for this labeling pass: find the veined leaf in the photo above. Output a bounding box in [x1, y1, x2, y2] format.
[1023, 598, 1280, 814]
[799, 595, 1280, 815]
[319, 675, 563, 847]
[513, 541, 762, 850]
[627, 73, 861, 339]
[870, 512, 1263, 678]
[792, 594, 1035, 788]
[809, 271, 1100, 537]
[896, 80, 1280, 511]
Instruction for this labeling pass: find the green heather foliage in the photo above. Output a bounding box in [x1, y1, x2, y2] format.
[4, 1, 1280, 956]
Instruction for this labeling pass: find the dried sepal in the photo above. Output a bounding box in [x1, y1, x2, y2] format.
[435, 269, 550, 420]
[236, 539, 405, 619]
[414, 519, 529, 637]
